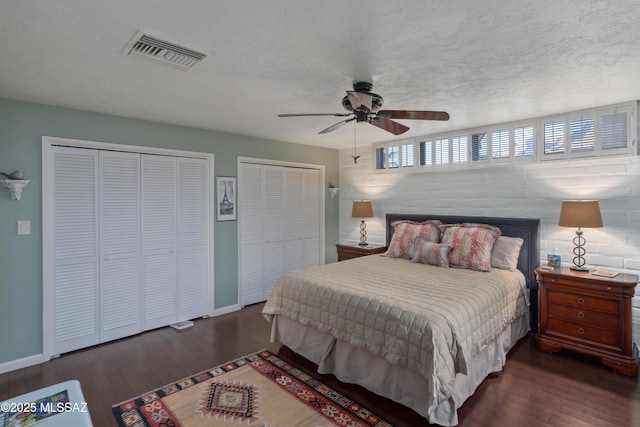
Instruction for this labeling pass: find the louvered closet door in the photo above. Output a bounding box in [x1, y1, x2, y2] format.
[284, 169, 303, 273]
[99, 151, 141, 342]
[52, 147, 100, 355]
[239, 163, 265, 306]
[239, 162, 322, 306]
[177, 158, 209, 321]
[301, 169, 321, 268]
[263, 166, 285, 299]
[142, 155, 178, 330]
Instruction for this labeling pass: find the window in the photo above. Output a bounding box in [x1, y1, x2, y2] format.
[401, 143, 414, 167]
[544, 121, 565, 155]
[600, 112, 627, 151]
[472, 133, 487, 161]
[514, 125, 534, 158]
[375, 147, 386, 169]
[388, 145, 399, 168]
[372, 101, 636, 172]
[570, 117, 595, 152]
[452, 135, 468, 163]
[419, 140, 433, 166]
[434, 138, 449, 165]
[491, 129, 510, 159]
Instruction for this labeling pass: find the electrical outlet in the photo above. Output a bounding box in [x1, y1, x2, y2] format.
[17, 220, 31, 235]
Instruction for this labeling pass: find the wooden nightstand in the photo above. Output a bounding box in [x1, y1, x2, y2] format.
[336, 243, 387, 261]
[535, 267, 639, 376]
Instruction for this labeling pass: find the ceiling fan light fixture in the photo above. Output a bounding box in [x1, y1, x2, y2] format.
[278, 81, 450, 135]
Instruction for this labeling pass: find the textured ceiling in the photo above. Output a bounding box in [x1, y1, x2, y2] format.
[1, 1, 640, 150]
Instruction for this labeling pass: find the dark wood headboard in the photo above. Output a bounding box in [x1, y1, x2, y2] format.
[386, 213, 541, 331]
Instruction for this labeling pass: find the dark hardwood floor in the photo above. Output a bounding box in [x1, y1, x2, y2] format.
[1, 303, 638, 427]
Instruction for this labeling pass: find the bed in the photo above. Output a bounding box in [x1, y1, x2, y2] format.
[262, 214, 540, 426]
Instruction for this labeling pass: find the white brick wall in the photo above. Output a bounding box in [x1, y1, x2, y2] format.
[339, 149, 640, 269]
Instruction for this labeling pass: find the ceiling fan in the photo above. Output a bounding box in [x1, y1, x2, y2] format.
[278, 81, 449, 136]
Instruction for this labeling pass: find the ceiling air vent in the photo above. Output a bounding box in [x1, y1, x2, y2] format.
[124, 32, 207, 71]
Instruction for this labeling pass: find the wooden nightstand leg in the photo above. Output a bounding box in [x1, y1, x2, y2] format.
[601, 358, 639, 377]
[535, 337, 562, 353]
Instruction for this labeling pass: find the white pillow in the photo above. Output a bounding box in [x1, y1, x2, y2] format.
[490, 236, 524, 271]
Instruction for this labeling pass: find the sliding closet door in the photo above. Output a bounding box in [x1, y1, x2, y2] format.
[141, 154, 177, 330]
[51, 147, 100, 355]
[99, 151, 141, 342]
[177, 157, 209, 321]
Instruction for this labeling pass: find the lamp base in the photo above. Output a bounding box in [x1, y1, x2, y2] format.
[570, 266, 589, 272]
[358, 242, 369, 246]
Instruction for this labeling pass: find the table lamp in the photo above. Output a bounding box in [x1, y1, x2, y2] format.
[558, 200, 603, 271]
[351, 200, 374, 246]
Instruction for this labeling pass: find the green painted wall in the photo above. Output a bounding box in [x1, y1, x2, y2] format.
[0, 98, 339, 365]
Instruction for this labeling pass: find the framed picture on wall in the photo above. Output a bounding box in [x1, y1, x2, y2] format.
[216, 176, 236, 221]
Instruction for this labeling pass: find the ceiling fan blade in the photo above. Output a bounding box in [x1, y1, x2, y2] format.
[378, 110, 450, 121]
[369, 116, 410, 135]
[347, 91, 373, 112]
[278, 113, 351, 117]
[319, 117, 356, 134]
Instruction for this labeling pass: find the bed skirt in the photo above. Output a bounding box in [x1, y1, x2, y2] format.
[270, 312, 529, 426]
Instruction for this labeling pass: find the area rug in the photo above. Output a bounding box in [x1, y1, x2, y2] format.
[112, 349, 394, 426]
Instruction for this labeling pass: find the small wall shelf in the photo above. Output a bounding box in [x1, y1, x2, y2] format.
[1, 179, 30, 200]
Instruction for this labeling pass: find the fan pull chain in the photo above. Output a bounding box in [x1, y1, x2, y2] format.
[352, 122, 360, 164]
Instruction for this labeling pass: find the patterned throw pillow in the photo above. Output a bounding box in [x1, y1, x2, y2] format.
[410, 237, 452, 267]
[382, 220, 443, 259]
[441, 223, 501, 271]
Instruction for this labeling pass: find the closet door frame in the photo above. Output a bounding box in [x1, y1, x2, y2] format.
[42, 136, 215, 360]
[237, 157, 325, 306]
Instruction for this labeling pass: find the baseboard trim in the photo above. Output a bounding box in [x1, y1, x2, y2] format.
[0, 353, 47, 375]
[213, 304, 241, 317]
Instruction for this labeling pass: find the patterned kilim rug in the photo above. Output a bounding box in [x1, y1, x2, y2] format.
[112, 349, 394, 427]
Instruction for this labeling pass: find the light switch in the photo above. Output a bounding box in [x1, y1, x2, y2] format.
[17, 220, 31, 235]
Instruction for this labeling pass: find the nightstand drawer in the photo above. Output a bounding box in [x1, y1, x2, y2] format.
[548, 303, 618, 329]
[548, 289, 618, 314]
[548, 318, 619, 347]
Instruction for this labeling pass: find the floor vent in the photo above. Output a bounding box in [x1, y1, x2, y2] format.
[124, 32, 207, 71]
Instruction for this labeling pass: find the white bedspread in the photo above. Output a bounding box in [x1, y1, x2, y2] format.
[262, 255, 529, 410]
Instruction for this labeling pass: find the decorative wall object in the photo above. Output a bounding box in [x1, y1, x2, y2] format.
[217, 176, 237, 221]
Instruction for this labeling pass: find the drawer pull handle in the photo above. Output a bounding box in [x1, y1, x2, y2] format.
[577, 297, 585, 304]
[577, 312, 585, 319]
[578, 327, 585, 335]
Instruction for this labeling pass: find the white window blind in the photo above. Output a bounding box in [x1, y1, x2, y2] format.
[419, 140, 433, 166]
[514, 125, 534, 158]
[544, 121, 565, 154]
[434, 138, 449, 165]
[388, 145, 399, 168]
[600, 112, 628, 150]
[452, 135, 467, 163]
[472, 133, 487, 161]
[375, 147, 386, 169]
[491, 129, 510, 159]
[401, 143, 414, 167]
[570, 117, 595, 152]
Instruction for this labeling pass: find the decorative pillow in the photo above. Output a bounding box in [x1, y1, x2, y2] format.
[382, 220, 443, 259]
[410, 237, 452, 267]
[441, 223, 501, 272]
[491, 236, 524, 271]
